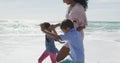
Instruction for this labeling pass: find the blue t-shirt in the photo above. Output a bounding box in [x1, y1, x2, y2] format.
[45, 35, 58, 53]
[60, 28, 84, 63]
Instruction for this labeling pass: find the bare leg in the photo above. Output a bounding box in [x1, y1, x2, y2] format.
[56, 46, 70, 62]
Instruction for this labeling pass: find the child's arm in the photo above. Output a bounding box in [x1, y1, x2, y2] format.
[40, 24, 61, 41]
[50, 25, 58, 35]
[52, 29, 58, 35]
[51, 28, 61, 43]
[50, 23, 61, 34]
[58, 40, 65, 44]
[54, 23, 61, 27]
[47, 23, 60, 36]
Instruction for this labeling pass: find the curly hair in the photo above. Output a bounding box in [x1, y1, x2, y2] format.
[74, 0, 88, 10]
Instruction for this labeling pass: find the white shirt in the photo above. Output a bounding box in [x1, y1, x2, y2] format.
[66, 3, 87, 28]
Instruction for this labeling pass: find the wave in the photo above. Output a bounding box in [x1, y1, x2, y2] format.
[0, 20, 40, 34]
[0, 20, 120, 35]
[86, 21, 120, 32]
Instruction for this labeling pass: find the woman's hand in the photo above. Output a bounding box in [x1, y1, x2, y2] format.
[77, 26, 86, 31]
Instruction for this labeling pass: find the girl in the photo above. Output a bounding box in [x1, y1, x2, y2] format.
[38, 22, 58, 63]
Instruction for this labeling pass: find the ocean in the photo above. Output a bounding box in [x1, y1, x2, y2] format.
[0, 20, 120, 63]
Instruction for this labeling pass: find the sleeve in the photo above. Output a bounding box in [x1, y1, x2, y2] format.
[59, 35, 68, 41]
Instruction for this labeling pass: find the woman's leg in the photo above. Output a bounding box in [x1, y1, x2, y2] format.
[38, 51, 49, 63]
[49, 52, 57, 63]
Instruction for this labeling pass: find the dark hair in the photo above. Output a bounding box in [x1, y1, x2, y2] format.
[43, 22, 51, 29]
[74, 0, 88, 10]
[60, 19, 74, 29]
[43, 22, 51, 43]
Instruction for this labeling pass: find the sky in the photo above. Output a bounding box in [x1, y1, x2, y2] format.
[0, 0, 120, 22]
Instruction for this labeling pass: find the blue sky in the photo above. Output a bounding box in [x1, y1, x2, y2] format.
[0, 0, 120, 22]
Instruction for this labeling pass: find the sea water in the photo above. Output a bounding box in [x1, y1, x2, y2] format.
[0, 20, 120, 63]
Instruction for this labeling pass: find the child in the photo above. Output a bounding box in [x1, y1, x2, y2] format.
[38, 22, 58, 63]
[40, 19, 85, 63]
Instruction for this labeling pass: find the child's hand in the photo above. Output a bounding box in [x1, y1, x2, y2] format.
[59, 41, 65, 44]
[49, 25, 56, 30]
[58, 40, 65, 44]
[49, 23, 61, 30]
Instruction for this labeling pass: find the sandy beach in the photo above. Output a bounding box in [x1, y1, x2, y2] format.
[0, 31, 120, 63]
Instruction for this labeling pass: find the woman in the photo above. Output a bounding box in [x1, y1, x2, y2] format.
[56, 0, 88, 62]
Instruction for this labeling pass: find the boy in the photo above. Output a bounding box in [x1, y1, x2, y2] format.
[40, 19, 84, 63]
